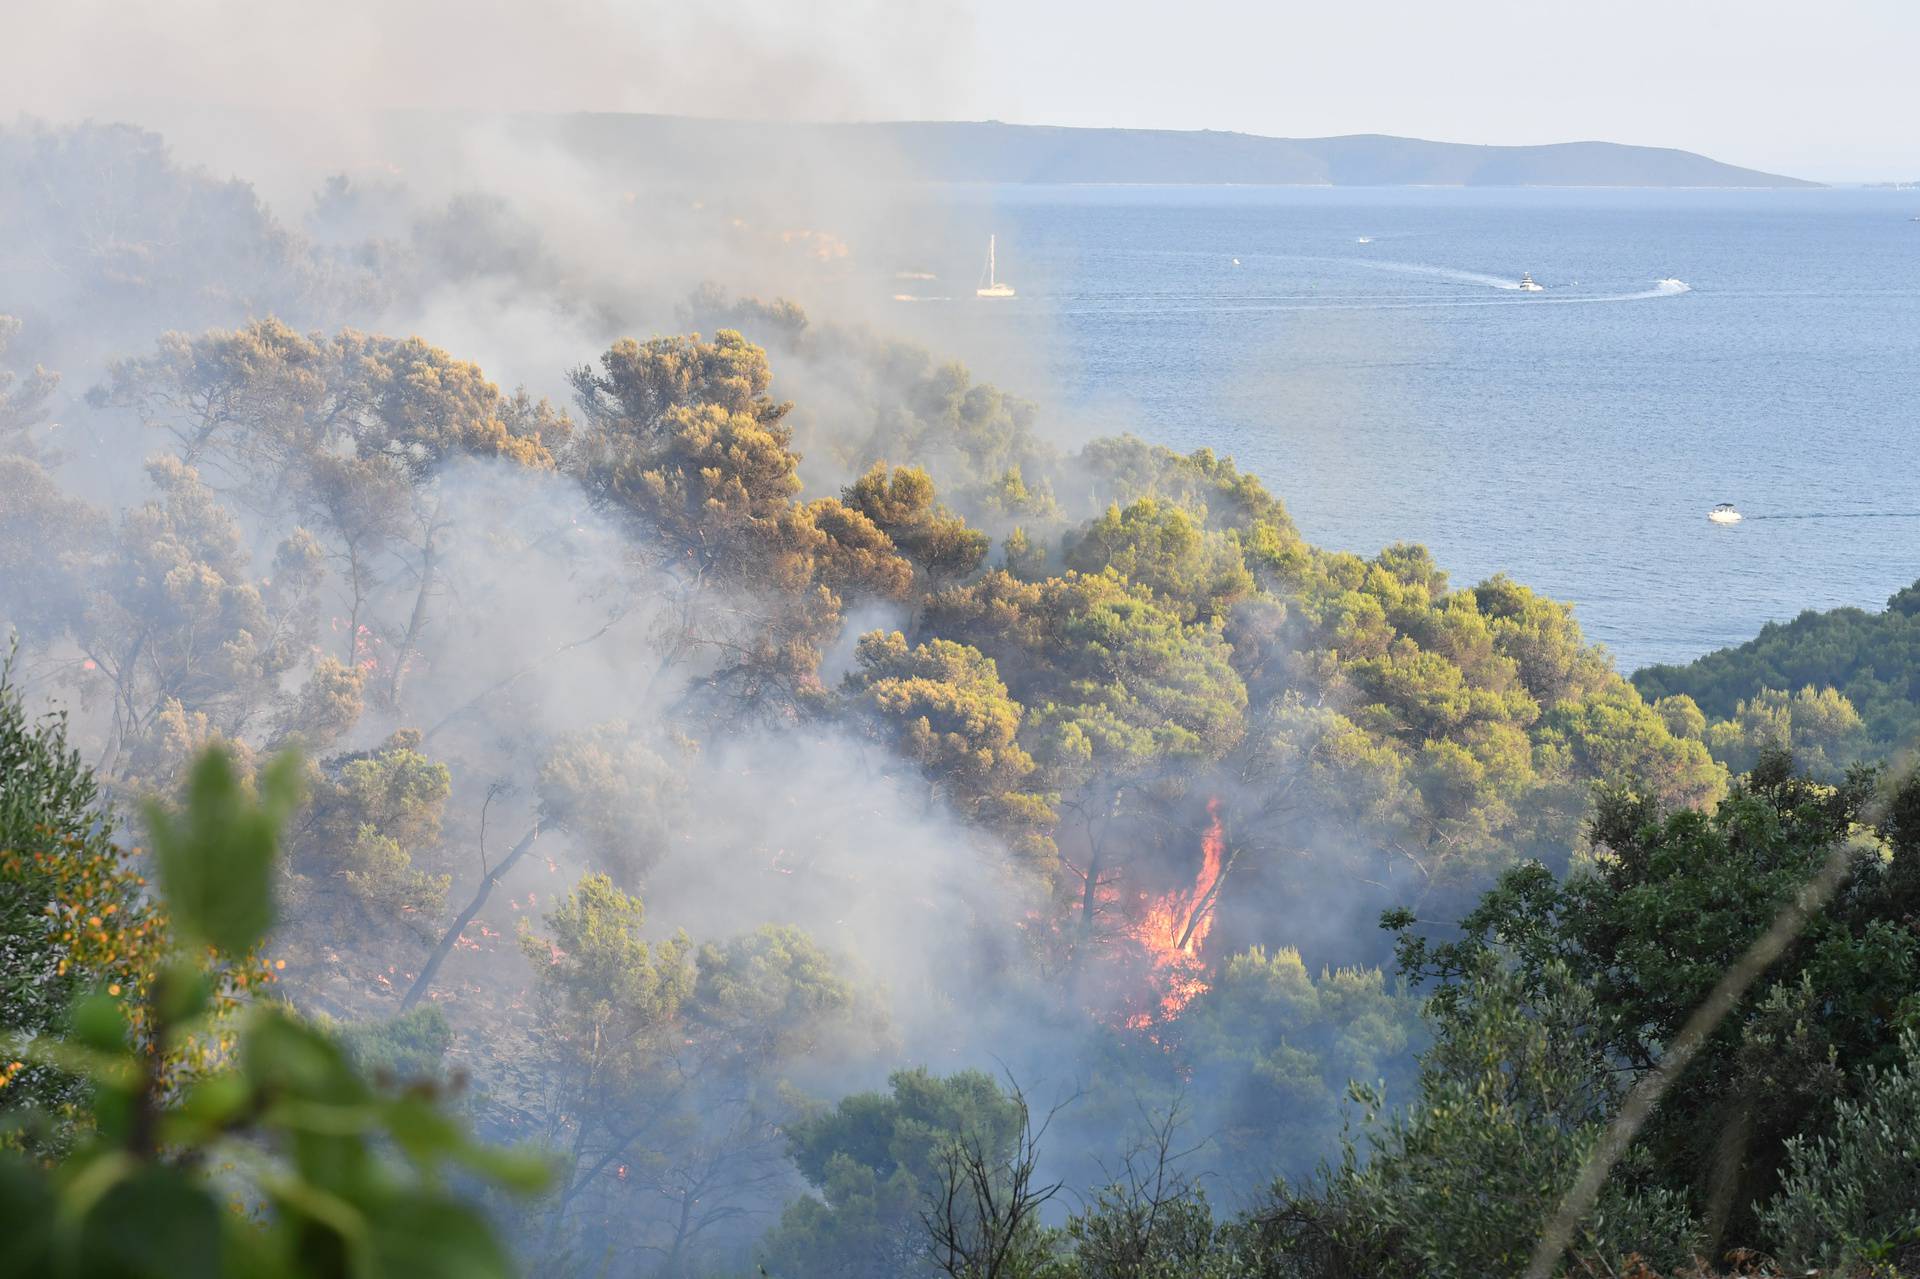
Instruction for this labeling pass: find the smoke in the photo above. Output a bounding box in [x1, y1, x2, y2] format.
[0, 0, 980, 190]
[1, 0, 1038, 405]
[0, 10, 1450, 1269]
[312, 457, 1034, 1063]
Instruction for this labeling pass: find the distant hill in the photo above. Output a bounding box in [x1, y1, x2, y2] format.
[547, 115, 1818, 189]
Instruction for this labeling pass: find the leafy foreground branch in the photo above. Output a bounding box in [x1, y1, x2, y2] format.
[0, 744, 547, 1278]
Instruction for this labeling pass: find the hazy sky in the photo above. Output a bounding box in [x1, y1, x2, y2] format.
[958, 0, 1919, 181]
[2, 0, 1913, 181]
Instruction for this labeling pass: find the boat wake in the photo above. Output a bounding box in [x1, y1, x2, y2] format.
[1058, 269, 1694, 317]
[1349, 257, 1522, 289]
[1549, 278, 1693, 303]
[1743, 510, 1920, 521]
[1343, 258, 1693, 301]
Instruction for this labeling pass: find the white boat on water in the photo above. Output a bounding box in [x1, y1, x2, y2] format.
[1517, 272, 1544, 292]
[1708, 503, 1743, 524]
[976, 235, 1015, 298]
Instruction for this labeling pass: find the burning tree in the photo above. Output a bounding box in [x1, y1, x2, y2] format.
[1125, 798, 1229, 1029]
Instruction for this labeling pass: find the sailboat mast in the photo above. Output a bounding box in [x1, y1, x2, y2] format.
[975, 233, 1013, 298]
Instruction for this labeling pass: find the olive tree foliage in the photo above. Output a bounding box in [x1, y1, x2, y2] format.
[1760, 1030, 1920, 1273]
[1271, 959, 1700, 1279]
[1391, 752, 1920, 1251]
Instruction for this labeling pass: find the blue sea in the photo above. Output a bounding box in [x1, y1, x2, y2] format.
[907, 186, 1920, 673]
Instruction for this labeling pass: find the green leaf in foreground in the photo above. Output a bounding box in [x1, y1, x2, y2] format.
[145, 748, 304, 957]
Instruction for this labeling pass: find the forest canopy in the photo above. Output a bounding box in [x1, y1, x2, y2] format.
[1635, 580, 1920, 769]
[5, 118, 1918, 1278]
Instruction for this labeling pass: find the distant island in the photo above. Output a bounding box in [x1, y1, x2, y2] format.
[546, 114, 1819, 188]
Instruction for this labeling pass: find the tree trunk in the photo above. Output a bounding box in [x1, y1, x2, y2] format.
[399, 823, 538, 1011]
[1077, 782, 1120, 938]
[342, 537, 369, 667]
[386, 506, 440, 709]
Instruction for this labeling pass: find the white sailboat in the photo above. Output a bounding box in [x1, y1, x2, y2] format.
[976, 234, 1015, 298]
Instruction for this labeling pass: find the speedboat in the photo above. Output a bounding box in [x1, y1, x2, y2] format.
[1708, 503, 1743, 524]
[1516, 272, 1544, 292]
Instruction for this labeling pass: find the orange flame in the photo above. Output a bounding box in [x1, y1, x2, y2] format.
[1127, 798, 1225, 1027]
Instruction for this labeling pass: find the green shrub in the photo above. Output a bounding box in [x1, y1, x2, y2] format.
[1294, 958, 1700, 1278]
[1761, 1030, 1920, 1271]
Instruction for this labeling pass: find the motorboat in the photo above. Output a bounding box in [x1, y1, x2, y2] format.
[1708, 503, 1743, 524]
[976, 234, 1015, 298]
[1516, 272, 1544, 292]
